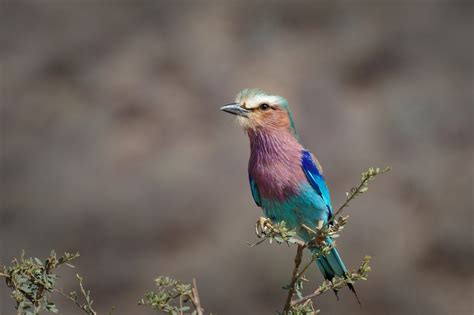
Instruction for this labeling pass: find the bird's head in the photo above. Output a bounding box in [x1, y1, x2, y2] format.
[220, 89, 300, 140]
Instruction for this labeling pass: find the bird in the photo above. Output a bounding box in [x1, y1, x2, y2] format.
[220, 88, 359, 301]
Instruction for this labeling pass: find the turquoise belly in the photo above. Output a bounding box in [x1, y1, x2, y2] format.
[260, 183, 329, 242]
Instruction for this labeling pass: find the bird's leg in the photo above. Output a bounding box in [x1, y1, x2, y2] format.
[316, 220, 324, 230]
[314, 220, 327, 245]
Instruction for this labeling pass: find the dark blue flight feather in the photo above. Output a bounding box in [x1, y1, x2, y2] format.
[301, 150, 333, 216]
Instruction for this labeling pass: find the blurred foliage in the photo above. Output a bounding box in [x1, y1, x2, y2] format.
[139, 277, 204, 315]
[0, 251, 98, 315]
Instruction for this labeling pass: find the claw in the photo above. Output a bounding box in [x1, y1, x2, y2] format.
[255, 217, 271, 237]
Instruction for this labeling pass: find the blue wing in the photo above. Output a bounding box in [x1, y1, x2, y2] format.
[301, 150, 333, 216]
[249, 175, 262, 207]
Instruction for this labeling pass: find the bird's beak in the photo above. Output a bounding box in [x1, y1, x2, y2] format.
[220, 103, 250, 118]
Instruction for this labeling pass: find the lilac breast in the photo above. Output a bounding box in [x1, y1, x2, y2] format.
[248, 130, 306, 201]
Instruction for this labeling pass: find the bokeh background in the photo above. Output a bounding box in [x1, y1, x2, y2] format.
[1, 1, 473, 314]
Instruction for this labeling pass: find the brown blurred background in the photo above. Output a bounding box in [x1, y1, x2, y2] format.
[1, 1, 473, 314]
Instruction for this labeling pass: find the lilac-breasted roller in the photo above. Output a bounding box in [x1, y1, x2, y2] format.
[220, 88, 358, 299]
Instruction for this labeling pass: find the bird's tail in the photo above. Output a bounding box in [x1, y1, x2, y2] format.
[312, 241, 361, 304]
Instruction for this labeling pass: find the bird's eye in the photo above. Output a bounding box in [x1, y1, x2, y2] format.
[260, 103, 270, 110]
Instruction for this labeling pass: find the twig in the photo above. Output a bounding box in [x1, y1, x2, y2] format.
[282, 245, 305, 313]
[53, 288, 97, 315]
[330, 167, 390, 223]
[191, 278, 204, 315]
[291, 255, 372, 308]
[290, 287, 324, 307]
[53, 289, 94, 315]
[281, 224, 335, 312]
[330, 183, 363, 221]
[250, 218, 306, 247]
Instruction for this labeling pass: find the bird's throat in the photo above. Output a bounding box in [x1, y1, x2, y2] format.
[248, 128, 302, 161]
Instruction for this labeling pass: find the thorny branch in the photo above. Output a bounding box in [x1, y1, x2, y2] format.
[191, 278, 204, 315]
[330, 167, 391, 223]
[139, 276, 205, 314]
[251, 166, 390, 314]
[282, 245, 305, 312]
[1, 251, 100, 315]
[290, 256, 372, 307]
[53, 274, 98, 315]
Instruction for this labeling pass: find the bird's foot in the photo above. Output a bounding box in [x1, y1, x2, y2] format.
[255, 217, 272, 237]
[302, 221, 327, 247]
